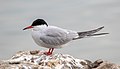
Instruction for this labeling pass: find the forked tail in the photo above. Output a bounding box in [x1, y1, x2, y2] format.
[73, 26, 109, 40]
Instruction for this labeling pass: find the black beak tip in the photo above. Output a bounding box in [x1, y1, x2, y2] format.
[23, 28, 26, 30]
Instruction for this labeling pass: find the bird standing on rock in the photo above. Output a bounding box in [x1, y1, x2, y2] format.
[23, 19, 108, 55]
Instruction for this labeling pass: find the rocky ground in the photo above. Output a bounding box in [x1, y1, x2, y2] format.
[0, 50, 120, 69]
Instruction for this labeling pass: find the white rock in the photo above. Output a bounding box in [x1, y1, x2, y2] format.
[4, 50, 86, 69]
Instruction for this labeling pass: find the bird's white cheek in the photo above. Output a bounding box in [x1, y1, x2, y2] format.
[33, 28, 39, 31]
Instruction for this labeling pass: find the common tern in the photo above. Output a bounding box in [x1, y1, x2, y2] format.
[23, 19, 108, 55]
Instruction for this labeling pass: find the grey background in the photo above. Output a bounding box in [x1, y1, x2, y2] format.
[0, 0, 120, 64]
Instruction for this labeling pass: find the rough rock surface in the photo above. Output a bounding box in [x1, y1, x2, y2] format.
[0, 50, 119, 69]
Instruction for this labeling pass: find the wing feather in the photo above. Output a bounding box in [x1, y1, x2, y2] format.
[40, 27, 70, 46]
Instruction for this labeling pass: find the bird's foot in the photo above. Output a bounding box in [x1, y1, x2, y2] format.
[44, 52, 52, 55]
[44, 48, 54, 55]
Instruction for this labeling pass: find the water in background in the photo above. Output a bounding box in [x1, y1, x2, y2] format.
[0, 0, 120, 64]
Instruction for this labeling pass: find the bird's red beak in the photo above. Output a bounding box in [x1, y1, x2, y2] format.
[23, 26, 33, 30]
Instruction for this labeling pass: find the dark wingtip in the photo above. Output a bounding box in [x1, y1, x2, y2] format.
[99, 26, 104, 29]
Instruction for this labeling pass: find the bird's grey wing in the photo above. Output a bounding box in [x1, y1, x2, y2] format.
[40, 28, 70, 46]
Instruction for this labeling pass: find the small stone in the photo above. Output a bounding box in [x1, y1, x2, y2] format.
[9, 61, 20, 64]
[30, 50, 40, 55]
[91, 59, 103, 68]
[94, 61, 120, 69]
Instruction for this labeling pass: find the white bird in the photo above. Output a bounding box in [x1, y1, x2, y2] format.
[23, 19, 108, 55]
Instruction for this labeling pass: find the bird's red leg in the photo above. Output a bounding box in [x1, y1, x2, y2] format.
[44, 48, 54, 55]
[48, 48, 52, 54]
[50, 48, 54, 54]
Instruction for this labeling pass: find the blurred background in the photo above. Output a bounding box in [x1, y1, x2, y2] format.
[0, 0, 120, 64]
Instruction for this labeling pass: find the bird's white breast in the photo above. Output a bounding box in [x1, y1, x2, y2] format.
[31, 25, 49, 48]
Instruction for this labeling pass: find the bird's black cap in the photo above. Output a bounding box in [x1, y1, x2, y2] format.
[31, 19, 48, 26]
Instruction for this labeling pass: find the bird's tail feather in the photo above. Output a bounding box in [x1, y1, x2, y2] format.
[87, 33, 109, 36]
[73, 26, 109, 40]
